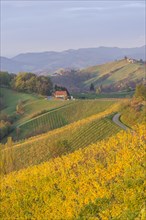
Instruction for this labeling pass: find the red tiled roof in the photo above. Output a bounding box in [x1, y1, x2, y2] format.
[54, 91, 68, 96]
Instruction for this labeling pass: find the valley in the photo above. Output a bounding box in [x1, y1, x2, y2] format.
[1, 1, 145, 219]
[0, 59, 145, 220]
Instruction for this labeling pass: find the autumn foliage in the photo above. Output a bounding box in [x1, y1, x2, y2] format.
[1, 124, 145, 219]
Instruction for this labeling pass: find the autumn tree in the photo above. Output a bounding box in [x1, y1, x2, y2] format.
[134, 84, 146, 100]
[16, 100, 24, 114]
[12, 72, 53, 95]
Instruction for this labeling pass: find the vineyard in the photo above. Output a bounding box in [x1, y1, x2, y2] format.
[82, 59, 145, 88]
[1, 124, 145, 219]
[17, 100, 116, 139]
[1, 106, 121, 174]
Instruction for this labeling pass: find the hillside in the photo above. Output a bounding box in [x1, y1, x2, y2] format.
[120, 99, 146, 127]
[0, 88, 70, 124]
[52, 59, 145, 93]
[1, 102, 121, 174]
[82, 59, 145, 88]
[0, 88, 72, 142]
[16, 100, 117, 139]
[1, 123, 145, 219]
[1, 45, 145, 73]
[0, 57, 33, 73]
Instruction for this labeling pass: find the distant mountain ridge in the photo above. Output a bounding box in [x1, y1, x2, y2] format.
[0, 45, 145, 74]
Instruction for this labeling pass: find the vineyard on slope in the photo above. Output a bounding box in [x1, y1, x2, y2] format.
[1, 124, 145, 219]
[82, 59, 145, 88]
[17, 100, 116, 139]
[1, 115, 120, 174]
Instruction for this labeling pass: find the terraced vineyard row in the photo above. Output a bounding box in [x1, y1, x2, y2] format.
[19, 110, 68, 138]
[69, 118, 120, 150]
[1, 116, 121, 174]
[18, 100, 116, 139]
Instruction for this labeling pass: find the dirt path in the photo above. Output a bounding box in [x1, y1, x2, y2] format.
[112, 113, 129, 131]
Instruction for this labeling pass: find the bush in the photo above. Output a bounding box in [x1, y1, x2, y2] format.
[16, 100, 25, 114]
[134, 84, 146, 100]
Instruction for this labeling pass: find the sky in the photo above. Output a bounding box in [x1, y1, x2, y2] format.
[1, 0, 146, 57]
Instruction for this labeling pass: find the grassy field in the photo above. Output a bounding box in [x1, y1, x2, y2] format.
[0, 88, 70, 123]
[16, 99, 117, 140]
[0, 87, 38, 115]
[1, 124, 145, 219]
[0, 88, 73, 141]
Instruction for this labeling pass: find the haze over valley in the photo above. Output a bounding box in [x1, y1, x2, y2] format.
[1, 45, 145, 73]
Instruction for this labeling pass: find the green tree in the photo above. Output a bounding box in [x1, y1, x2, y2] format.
[12, 72, 53, 95]
[0, 71, 11, 86]
[90, 83, 95, 92]
[36, 76, 53, 95]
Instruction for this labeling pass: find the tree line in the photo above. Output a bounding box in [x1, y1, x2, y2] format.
[0, 71, 53, 96]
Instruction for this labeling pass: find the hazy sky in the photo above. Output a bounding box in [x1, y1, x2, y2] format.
[1, 0, 145, 57]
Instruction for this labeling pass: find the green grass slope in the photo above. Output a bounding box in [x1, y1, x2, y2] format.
[0, 88, 38, 115]
[0, 88, 71, 129]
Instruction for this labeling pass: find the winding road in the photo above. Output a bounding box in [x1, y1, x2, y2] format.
[112, 113, 129, 131]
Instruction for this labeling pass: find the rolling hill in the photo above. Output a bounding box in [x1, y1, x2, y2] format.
[0, 45, 145, 73]
[52, 59, 145, 92]
[1, 115, 121, 174]
[0, 87, 120, 143]
[0, 88, 70, 123]
[0, 87, 145, 220]
[16, 99, 116, 139]
[0, 57, 33, 73]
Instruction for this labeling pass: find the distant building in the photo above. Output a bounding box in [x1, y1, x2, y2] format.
[126, 58, 136, 63]
[54, 91, 68, 100]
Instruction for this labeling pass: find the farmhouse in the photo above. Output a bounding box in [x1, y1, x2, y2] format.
[54, 91, 68, 100]
[126, 58, 136, 63]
